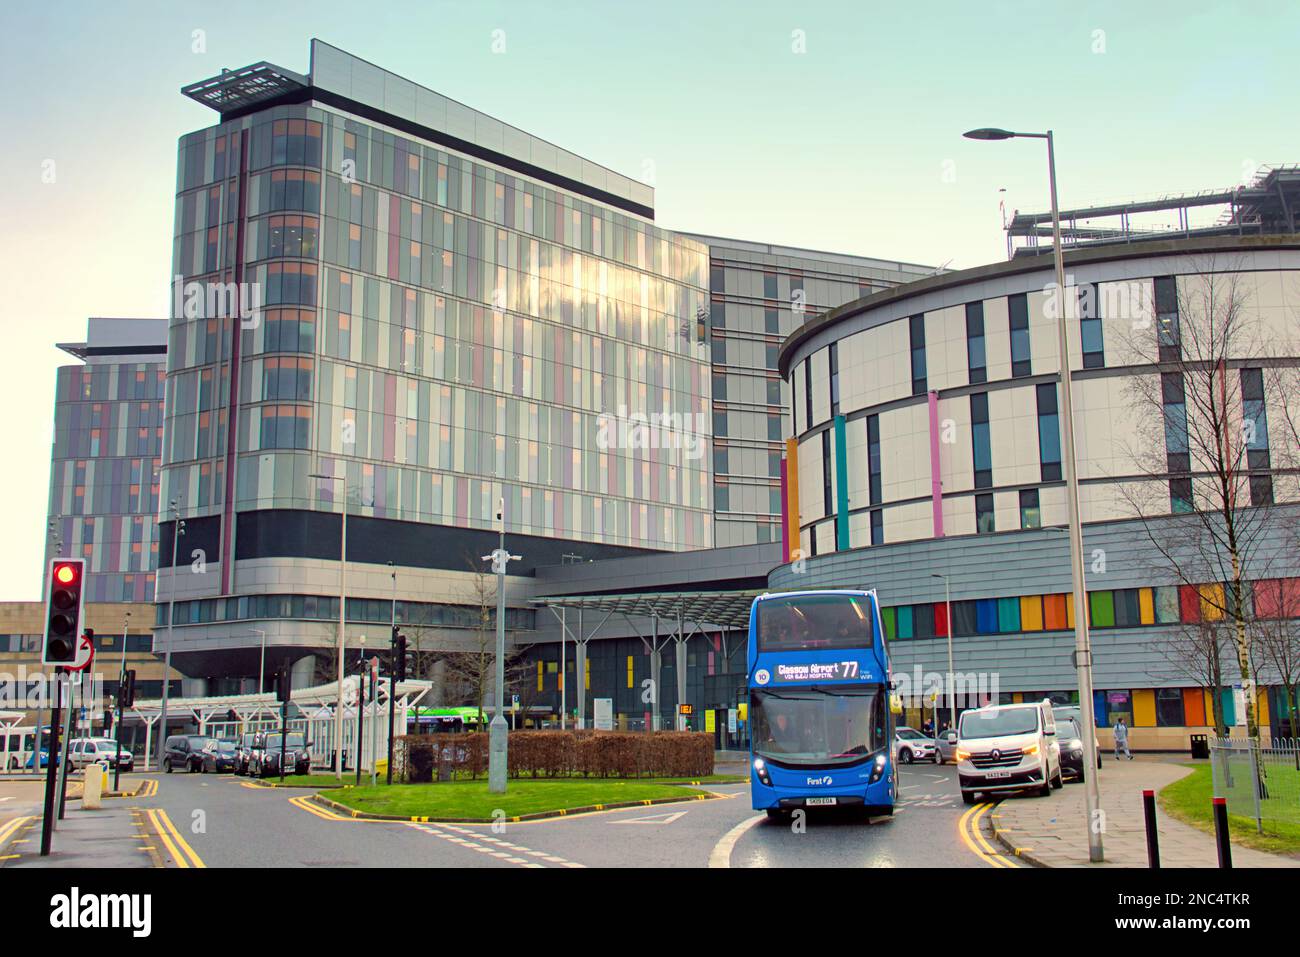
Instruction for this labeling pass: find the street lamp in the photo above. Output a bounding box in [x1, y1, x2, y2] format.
[157, 497, 184, 767]
[482, 497, 520, 794]
[310, 470, 349, 779]
[963, 126, 1104, 862]
[931, 573, 956, 732]
[248, 629, 267, 694]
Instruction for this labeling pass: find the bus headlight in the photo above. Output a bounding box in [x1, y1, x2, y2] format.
[753, 758, 772, 786]
[868, 752, 887, 784]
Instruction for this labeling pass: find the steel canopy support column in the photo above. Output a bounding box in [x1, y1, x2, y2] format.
[649, 613, 660, 732]
[575, 608, 586, 730]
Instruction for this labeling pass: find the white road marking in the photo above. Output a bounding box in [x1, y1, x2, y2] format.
[406, 821, 585, 868]
[611, 810, 687, 825]
[708, 813, 765, 868]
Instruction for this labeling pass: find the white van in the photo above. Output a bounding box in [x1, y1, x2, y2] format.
[956, 700, 1062, 804]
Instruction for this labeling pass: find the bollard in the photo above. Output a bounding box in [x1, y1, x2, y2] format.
[1212, 797, 1232, 868]
[1142, 789, 1160, 868]
[81, 764, 103, 810]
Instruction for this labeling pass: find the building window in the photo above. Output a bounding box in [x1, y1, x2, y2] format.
[971, 393, 991, 489]
[1162, 372, 1192, 513]
[763, 272, 778, 300]
[965, 302, 986, 384]
[1019, 489, 1041, 529]
[1155, 688, 1185, 727]
[1155, 276, 1180, 362]
[1009, 293, 1031, 377]
[976, 493, 995, 533]
[822, 430, 833, 524]
[1241, 368, 1273, 506]
[829, 342, 840, 416]
[870, 508, 883, 545]
[1078, 283, 1104, 368]
[909, 314, 927, 396]
[804, 358, 814, 428]
[1036, 383, 1062, 482]
[867, 414, 881, 505]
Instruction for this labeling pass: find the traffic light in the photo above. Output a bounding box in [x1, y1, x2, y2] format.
[43, 558, 85, 665]
[394, 632, 408, 682]
[276, 666, 291, 703]
[120, 669, 137, 708]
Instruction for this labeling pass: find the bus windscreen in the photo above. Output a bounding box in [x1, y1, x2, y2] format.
[756, 593, 874, 652]
[751, 686, 885, 766]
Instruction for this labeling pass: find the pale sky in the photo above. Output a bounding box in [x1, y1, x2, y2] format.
[1, 0, 1296, 599]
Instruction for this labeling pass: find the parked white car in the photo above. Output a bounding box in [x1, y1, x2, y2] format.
[69, 737, 134, 771]
[893, 726, 938, 764]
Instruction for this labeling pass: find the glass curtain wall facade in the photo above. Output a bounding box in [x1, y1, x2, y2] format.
[685, 235, 935, 547]
[45, 319, 168, 603]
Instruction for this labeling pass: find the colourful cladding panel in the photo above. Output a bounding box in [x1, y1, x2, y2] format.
[1200, 583, 1225, 621]
[1183, 688, 1206, 726]
[1257, 690, 1270, 724]
[881, 606, 897, 640]
[934, 602, 949, 638]
[1132, 689, 1157, 727]
[1020, 596, 1043, 631]
[834, 415, 849, 551]
[785, 438, 800, 555]
[1138, 588, 1155, 625]
[1179, 585, 1200, 623]
[1155, 587, 1180, 623]
[997, 597, 1021, 632]
[1089, 591, 1115, 628]
[897, 606, 914, 639]
[1219, 689, 1236, 727]
[1043, 594, 1067, 630]
[626, 655, 634, 689]
[975, 600, 998, 634]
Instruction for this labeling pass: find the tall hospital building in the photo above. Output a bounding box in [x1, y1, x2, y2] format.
[158, 40, 930, 695]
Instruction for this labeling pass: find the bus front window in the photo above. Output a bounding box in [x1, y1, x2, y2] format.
[751, 686, 885, 766]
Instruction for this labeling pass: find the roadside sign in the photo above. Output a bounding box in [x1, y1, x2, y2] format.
[593, 698, 613, 731]
[678, 703, 694, 716]
[727, 708, 737, 733]
[68, 633, 95, 672]
[511, 694, 520, 711]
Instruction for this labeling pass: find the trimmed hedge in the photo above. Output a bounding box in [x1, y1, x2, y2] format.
[396, 730, 713, 782]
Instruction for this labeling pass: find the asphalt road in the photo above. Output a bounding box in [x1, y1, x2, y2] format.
[123, 762, 1030, 869]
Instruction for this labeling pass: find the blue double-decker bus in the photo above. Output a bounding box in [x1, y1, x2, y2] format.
[747, 589, 894, 820]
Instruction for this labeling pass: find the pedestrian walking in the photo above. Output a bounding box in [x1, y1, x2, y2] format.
[1113, 717, 1132, 760]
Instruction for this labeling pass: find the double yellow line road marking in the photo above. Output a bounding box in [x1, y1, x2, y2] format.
[144, 808, 205, 868]
[958, 802, 1020, 868]
[0, 816, 31, 857]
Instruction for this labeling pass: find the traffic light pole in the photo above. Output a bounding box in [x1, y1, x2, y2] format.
[39, 668, 64, 856]
[56, 663, 80, 821]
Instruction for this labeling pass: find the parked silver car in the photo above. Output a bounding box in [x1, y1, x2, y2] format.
[893, 726, 938, 764]
[933, 728, 959, 764]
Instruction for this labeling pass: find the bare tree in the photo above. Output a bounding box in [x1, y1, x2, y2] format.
[1150, 618, 1231, 737]
[1116, 261, 1287, 743]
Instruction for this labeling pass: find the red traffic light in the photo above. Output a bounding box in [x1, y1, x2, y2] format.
[55, 563, 78, 585]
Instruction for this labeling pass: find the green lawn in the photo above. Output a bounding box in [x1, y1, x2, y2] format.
[318, 778, 712, 821]
[1159, 763, 1300, 857]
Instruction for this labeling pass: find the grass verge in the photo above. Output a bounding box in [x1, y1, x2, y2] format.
[319, 777, 711, 821]
[1158, 763, 1300, 857]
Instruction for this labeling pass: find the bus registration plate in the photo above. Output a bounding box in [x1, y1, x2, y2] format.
[806, 797, 837, 806]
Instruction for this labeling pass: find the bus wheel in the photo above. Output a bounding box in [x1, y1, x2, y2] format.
[961, 791, 977, 805]
[765, 809, 787, 823]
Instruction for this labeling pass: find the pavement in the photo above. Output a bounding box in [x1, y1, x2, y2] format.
[0, 774, 159, 869]
[990, 757, 1300, 868]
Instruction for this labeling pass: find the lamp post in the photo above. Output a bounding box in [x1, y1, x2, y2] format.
[310, 470, 348, 779]
[931, 573, 956, 732]
[482, 497, 520, 795]
[113, 611, 130, 792]
[963, 127, 1103, 862]
[156, 498, 184, 767]
[249, 629, 267, 694]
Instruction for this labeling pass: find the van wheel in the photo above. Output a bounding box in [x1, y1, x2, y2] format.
[961, 791, 977, 805]
[1038, 768, 1053, 797]
[1051, 766, 1064, 789]
[1074, 766, 1086, 784]
[164, 758, 172, 773]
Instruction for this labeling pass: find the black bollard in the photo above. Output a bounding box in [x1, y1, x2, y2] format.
[1142, 789, 1160, 868]
[1212, 796, 1232, 868]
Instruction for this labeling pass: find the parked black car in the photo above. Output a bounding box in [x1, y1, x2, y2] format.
[247, 731, 312, 778]
[1056, 716, 1090, 782]
[233, 733, 259, 776]
[162, 735, 213, 773]
[199, 739, 239, 773]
